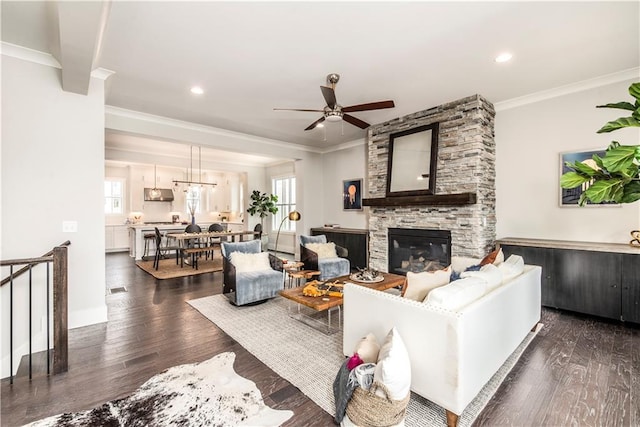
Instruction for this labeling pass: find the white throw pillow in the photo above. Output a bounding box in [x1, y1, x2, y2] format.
[450, 256, 482, 274]
[403, 267, 451, 302]
[230, 251, 271, 273]
[353, 332, 380, 364]
[425, 276, 488, 310]
[305, 242, 338, 259]
[493, 248, 505, 265]
[373, 327, 411, 401]
[497, 254, 525, 282]
[461, 263, 503, 291]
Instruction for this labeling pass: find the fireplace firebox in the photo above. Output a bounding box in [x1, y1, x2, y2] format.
[388, 228, 451, 276]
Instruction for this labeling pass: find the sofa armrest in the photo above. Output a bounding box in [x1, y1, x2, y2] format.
[269, 253, 284, 271]
[300, 245, 319, 271]
[335, 245, 348, 258]
[223, 257, 236, 295]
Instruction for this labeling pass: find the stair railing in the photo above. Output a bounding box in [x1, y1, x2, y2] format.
[1, 241, 70, 384]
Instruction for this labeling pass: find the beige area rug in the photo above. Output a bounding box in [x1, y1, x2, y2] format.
[188, 294, 542, 427]
[27, 352, 293, 427]
[136, 256, 222, 279]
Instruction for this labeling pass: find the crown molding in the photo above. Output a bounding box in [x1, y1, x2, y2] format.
[495, 67, 640, 111]
[105, 105, 324, 155]
[319, 137, 366, 154]
[1, 42, 61, 68]
[91, 67, 115, 80]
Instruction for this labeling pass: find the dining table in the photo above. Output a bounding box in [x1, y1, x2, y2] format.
[165, 230, 261, 268]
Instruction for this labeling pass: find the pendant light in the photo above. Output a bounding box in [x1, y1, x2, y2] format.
[172, 145, 217, 188]
[149, 164, 161, 199]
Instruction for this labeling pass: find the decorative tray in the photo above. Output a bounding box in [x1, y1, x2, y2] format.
[349, 273, 384, 283]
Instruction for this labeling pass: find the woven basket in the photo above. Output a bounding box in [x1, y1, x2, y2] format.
[345, 382, 410, 427]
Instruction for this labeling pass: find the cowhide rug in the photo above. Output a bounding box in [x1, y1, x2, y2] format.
[27, 352, 293, 427]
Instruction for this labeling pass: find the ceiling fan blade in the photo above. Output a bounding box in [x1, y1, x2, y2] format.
[305, 116, 326, 131]
[274, 108, 324, 112]
[320, 86, 337, 109]
[343, 114, 370, 129]
[342, 100, 395, 113]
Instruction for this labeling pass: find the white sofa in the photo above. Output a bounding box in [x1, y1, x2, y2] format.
[343, 265, 542, 426]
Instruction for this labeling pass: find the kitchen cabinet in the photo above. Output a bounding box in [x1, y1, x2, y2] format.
[106, 225, 130, 253]
[498, 238, 640, 323]
[226, 222, 245, 232]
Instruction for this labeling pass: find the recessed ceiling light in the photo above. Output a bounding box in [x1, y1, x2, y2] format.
[495, 53, 513, 63]
[190, 86, 204, 95]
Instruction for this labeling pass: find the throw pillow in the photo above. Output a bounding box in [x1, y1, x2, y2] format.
[402, 267, 451, 302]
[373, 327, 411, 401]
[480, 248, 500, 265]
[425, 276, 488, 310]
[497, 254, 525, 282]
[230, 251, 271, 273]
[353, 332, 381, 364]
[306, 242, 338, 259]
[493, 248, 505, 265]
[450, 256, 482, 274]
[461, 263, 503, 291]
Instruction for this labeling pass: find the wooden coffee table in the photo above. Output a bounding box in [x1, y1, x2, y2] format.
[279, 272, 405, 333]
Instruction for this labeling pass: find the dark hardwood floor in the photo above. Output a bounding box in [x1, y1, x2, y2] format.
[2, 252, 639, 426]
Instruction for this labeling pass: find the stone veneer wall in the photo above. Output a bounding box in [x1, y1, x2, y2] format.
[367, 94, 496, 271]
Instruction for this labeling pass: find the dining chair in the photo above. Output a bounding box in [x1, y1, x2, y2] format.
[207, 223, 225, 259]
[153, 227, 181, 270]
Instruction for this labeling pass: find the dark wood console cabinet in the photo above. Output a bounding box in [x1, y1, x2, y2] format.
[497, 238, 640, 324]
[310, 227, 369, 270]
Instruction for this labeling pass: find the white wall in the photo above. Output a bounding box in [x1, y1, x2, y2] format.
[495, 78, 640, 243]
[321, 142, 368, 230]
[1, 56, 107, 376]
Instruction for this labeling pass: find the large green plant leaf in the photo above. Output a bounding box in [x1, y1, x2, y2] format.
[597, 117, 640, 133]
[622, 181, 640, 203]
[602, 145, 638, 172]
[567, 160, 598, 176]
[560, 171, 591, 189]
[630, 82, 640, 102]
[583, 179, 624, 203]
[596, 102, 636, 111]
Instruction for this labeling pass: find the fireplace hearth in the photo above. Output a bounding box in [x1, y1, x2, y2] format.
[388, 228, 451, 276]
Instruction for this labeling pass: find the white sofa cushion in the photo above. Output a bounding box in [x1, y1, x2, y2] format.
[498, 254, 525, 282]
[373, 327, 411, 401]
[353, 332, 380, 364]
[230, 251, 271, 272]
[305, 242, 338, 259]
[425, 276, 488, 310]
[461, 264, 503, 291]
[403, 267, 451, 302]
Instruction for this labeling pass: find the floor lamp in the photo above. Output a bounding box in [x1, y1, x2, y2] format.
[274, 211, 301, 259]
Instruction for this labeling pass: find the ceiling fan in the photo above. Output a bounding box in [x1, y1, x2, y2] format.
[274, 73, 395, 131]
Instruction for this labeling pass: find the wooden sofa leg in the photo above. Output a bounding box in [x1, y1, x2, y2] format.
[446, 410, 458, 427]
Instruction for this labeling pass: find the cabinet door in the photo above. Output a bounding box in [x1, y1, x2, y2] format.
[501, 245, 555, 307]
[553, 249, 621, 320]
[105, 227, 114, 250]
[113, 226, 130, 249]
[621, 253, 640, 323]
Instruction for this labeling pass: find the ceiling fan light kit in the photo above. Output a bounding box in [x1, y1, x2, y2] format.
[275, 72, 396, 132]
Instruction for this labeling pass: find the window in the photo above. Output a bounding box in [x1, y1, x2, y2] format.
[104, 179, 124, 214]
[185, 186, 202, 216]
[272, 176, 296, 232]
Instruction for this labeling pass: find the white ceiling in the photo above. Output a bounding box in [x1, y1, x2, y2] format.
[2, 1, 639, 153]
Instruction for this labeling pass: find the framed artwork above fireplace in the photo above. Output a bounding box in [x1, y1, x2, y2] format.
[386, 122, 439, 197]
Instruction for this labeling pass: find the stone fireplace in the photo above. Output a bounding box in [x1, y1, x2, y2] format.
[366, 95, 496, 272]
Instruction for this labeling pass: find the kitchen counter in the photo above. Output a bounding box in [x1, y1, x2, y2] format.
[128, 222, 245, 260]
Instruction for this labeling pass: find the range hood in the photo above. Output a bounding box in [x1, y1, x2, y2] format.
[144, 188, 174, 202]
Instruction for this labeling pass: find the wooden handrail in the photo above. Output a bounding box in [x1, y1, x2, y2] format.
[0, 241, 70, 286]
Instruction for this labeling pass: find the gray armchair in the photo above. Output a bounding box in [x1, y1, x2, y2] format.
[221, 239, 283, 306]
[300, 234, 350, 281]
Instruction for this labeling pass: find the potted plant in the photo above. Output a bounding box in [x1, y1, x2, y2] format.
[247, 190, 278, 248]
[560, 82, 640, 206]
